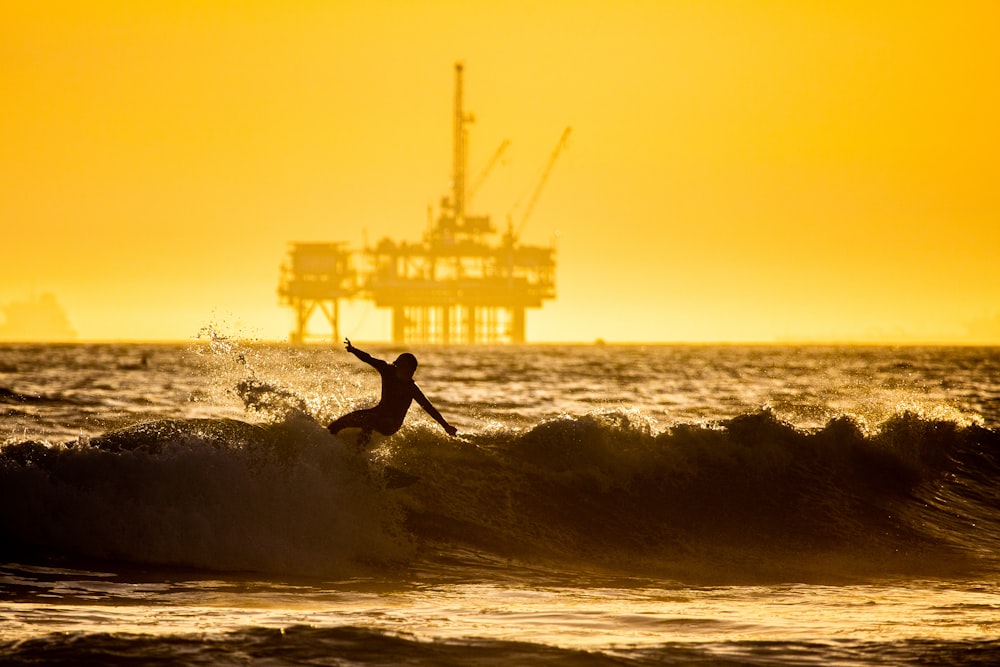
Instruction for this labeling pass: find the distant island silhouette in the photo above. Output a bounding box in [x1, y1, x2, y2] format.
[0, 293, 77, 342]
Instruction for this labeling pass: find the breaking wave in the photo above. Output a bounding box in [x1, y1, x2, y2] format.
[2, 404, 998, 583]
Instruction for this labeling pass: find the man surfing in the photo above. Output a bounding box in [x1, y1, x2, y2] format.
[328, 338, 458, 448]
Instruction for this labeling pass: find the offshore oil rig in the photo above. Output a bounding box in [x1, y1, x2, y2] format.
[278, 63, 567, 344]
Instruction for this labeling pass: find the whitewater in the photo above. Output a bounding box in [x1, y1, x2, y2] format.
[1, 341, 999, 665]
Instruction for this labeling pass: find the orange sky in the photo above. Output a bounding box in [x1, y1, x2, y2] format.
[2, 1, 998, 343]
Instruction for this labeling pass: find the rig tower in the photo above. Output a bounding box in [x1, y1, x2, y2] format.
[278, 63, 564, 344]
[278, 242, 357, 344]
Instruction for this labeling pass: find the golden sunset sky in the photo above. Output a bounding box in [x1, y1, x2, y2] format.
[2, 1, 998, 343]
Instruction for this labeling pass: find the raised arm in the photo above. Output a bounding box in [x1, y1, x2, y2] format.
[413, 385, 458, 436]
[344, 338, 383, 369]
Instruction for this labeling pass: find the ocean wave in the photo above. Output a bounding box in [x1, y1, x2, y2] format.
[0, 415, 413, 575]
[1, 408, 997, 582]
[0, 387, 51, 404]
[394, 409, 1000, 581]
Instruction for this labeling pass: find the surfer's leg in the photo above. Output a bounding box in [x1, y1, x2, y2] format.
[327, 409, 373, 435]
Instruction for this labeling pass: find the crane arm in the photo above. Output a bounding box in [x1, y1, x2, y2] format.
[515, 127, 572, 239]
[468, 139, 511, 204]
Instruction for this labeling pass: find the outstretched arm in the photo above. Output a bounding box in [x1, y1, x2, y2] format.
[344, 338, 383, 369]
[413, 385, 458, 436]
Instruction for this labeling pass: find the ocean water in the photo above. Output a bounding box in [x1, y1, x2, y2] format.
[1, 341, 999, 665]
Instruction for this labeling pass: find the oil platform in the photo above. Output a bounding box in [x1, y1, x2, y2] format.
[278, 63, 567, 344]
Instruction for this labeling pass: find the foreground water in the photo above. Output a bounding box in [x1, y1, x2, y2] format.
[1, 342, 998, 664]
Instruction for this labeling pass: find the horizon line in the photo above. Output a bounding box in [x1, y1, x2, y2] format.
[1, 337, 998, 347]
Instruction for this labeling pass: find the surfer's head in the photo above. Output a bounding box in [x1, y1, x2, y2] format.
[393, 352, 418, 379]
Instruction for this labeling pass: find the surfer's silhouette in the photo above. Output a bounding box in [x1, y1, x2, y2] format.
[328, 338, 458, 448]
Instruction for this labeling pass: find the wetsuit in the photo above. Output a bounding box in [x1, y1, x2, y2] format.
[327, 345, 453, 447]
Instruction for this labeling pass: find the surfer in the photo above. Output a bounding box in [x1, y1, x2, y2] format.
[328, 338, 458, 448]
